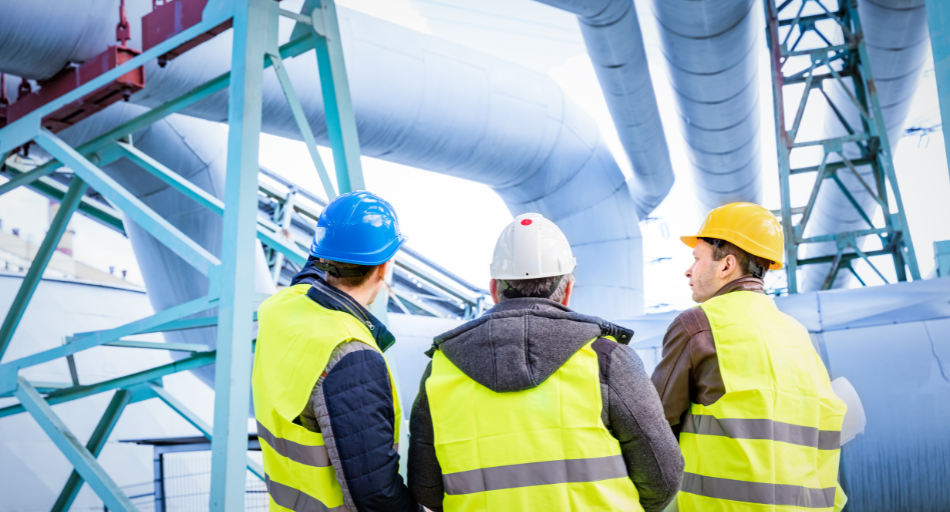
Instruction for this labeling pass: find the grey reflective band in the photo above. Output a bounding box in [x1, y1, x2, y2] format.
[682, 413, 841, 450]
[681, 472, 836, 509]
[257, 421, 331, 468]
[265, 474, 350, 512]
[442, 455, 628, 495]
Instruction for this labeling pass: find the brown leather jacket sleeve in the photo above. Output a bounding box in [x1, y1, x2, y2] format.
[650, 308, 722, 438]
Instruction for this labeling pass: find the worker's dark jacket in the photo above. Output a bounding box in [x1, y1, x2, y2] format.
[408, 297, 684, 512]
[651, 275, 764, 437]
[288, 257, 418, 512]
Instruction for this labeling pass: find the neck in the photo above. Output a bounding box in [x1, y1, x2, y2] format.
[330, 282, 377, 307]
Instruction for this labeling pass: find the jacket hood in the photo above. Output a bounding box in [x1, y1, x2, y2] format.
[427, 298, 634, 393]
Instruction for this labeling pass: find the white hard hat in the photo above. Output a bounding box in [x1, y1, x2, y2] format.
[490, 213, 576, 280]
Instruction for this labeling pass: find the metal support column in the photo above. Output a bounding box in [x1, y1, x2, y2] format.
[0, 0, 369, 509]
[763, 0, 920, 293]
[298, 0, 364, 193]
[926, 0, 950, 175]
[208, 0, 269, 508]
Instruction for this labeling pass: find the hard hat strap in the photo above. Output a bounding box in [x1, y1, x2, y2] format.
[747, 260, 767, 279]
[314, 260, 373, 278]
[499, 275, 563, 299]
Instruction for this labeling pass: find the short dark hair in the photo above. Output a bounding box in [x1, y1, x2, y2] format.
[699, 238, 771, 277]
[320, 259, 381, 288]
[498, 273, 574, 302]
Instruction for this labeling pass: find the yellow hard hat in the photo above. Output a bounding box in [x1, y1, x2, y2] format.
[681, 202, 785, 270]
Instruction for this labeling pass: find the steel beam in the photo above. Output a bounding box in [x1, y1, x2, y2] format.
[208, 0, 270, 508]
[926, 0, 950, 175]
[36, 130, 221, 276]
[52, 389, 133, 512]
[0, 178, 86, 359]
[301, 0, 365, 193]
[763, 0, 919, 293]
[0, 351, 217, 420]
[14, 378, 137, 512]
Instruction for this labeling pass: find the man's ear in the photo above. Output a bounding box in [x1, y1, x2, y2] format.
[720, 254, 738, 277]
[489, 279, 500, 304]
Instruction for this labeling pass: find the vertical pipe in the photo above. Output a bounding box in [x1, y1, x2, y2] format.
[0, 177, 86, 359]
[926, 0, 950, 178]
[209, 0, 269, 508]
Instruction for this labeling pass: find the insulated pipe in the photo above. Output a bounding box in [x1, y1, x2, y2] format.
[801, 0, 929, 291]
[0, 1, 645, 320]
[533, 0, 674, 217]
[650, 0, 763, 212]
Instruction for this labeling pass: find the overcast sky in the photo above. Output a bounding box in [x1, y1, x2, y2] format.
[1, 0, 947, 314]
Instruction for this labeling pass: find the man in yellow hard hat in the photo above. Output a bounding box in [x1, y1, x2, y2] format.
[651, 202, 848, 512]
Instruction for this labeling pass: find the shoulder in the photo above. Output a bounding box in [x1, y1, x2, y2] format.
[591, 338, 645, 383]
[672, 307, 711, 337]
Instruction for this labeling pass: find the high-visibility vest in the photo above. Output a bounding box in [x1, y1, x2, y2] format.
[678, 291, 847, 512]
[426, 337, 642, 512]
[252, 284, 402, 512]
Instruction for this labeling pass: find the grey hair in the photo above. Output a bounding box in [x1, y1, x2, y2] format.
[498, 273, 575, 303]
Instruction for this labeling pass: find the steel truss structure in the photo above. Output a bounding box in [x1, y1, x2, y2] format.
[764, 0, 921, 293]
[0, 0, 366, 509]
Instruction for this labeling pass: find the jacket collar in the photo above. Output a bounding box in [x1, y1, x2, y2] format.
[712, 275, 766, 299]
[306, 274, 396, 352]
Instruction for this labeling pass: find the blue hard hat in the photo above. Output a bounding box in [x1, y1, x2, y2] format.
[309, 191, 407, 265]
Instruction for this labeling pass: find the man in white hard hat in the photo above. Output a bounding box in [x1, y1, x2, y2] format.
[407, 213, 683, 512]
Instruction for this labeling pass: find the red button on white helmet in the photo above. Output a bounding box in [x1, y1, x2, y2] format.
[491, 213, 576, 280]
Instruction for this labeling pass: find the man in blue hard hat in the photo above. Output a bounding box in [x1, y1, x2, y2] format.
[253, 191, 419, 512]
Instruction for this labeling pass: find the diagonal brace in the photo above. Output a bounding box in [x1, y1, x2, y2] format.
[148, 383, 265, 480]
[14, 378, 138, 512]
[36, 130, 221, 276]
[52, 389, 133, 512]
[0, 178, 87, 360]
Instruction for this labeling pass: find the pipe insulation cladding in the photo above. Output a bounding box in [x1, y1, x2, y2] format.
[533, 0, 675, 217]
[801, 0, 930, 291]
[0, 1, 645, 320]
[650, 0, 763, 212]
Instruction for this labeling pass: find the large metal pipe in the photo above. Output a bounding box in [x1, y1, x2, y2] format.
[0, 0, 645, 320]
[801, 0, 930, 291]
[533, 0, 674, 217]
[650, 0, 763, 212]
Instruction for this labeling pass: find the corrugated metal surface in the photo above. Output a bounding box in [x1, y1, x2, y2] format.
[650, 0, 763, 211]
[534, 0, 674, 217]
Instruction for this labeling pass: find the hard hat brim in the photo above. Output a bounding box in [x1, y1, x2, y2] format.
[680, 235, 784, 270]
[311, 234, 408, 266]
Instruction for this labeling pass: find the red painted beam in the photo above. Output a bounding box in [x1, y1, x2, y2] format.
[8, 46, 145, 133]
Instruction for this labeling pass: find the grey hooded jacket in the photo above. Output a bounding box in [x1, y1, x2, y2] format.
[407, 298, 684, 512]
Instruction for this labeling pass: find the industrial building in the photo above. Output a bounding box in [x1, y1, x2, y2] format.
[0, 0, 948, 510]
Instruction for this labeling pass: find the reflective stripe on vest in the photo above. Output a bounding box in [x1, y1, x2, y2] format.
[427, 338, 642, 512]
[677, 291, 847, 512]
[253, 284, 402, 512]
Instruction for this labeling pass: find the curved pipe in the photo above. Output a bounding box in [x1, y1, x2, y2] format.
[801, 0, 929, 291]
[533, 0, 674, 217]
[650, 0, 762, 211]
[0, 0, 645, 321]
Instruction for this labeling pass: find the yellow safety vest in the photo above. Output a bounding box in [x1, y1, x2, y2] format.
[252, 284, 402, 512]
[677, 291, 847, 512]
[426, 338, 642, 512]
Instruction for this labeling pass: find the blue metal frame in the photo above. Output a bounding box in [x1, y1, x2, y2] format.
[0, 0, 364, 508]
[764, 0, 920, 293]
